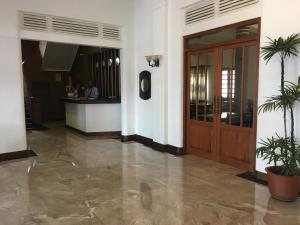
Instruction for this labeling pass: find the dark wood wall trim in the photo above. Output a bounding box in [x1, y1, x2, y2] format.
[120, 135, 136, 142]
[255, 170, 267, 182]
[0, 150, 37, 162]
[121, 134, 185, 156]
[66, 125, 121, 137]
[167, 145, 185, 156]
[134, 135, 153, 146]
[237, 170, 268, 186]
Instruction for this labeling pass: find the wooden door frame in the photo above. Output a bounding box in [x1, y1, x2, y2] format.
[183, 18, 261, 172]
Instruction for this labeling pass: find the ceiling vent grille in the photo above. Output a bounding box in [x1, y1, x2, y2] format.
[219, 0, 259, 14]
[102, 25, 121, 40]
[185, 0, 215, 25]
[52, 17, 99, 37]
[19, 11, 122, 41]
[22, 12, 47, 31]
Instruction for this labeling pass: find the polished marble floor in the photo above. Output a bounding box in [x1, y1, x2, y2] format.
[0, 123, 299, 225]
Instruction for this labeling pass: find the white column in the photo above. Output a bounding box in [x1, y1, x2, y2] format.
[121, 24, 136, 136]
[166, 0, 184, 148]
[0, 36, 27, 153]
[151, 0, 168, 145]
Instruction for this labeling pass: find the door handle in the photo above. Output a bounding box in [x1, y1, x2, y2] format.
[213, 96, 217, 114]
[217, 96, 222, 115]
[213, 96, 222, 115]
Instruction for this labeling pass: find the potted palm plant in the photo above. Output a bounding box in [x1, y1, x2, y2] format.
[257, 34, 300, 202]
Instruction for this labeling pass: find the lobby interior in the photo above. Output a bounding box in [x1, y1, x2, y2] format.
[1, 0, 300, 224]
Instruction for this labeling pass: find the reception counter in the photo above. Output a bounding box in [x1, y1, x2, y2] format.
[62, 98, 121, 135]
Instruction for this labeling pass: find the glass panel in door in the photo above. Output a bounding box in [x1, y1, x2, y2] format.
[189, 51, 215, 122]
[206, 52, 215, 122]
[198, 53, 206, 121]
[221, 47, 242, 126]
[189, 54, 198, 120]
[220, 48, 232, 124]
[220, 45, 256, 128]
[242, 45, 256, 128]
[232, 47, 242, 126]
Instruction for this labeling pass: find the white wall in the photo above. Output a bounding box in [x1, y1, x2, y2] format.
[0, 0, 135, 153]
[151, 1, 168, 145]
[134, 0, 168, 144]
[134, 0, 154, 139]
[256, 0, 300, 172]
[166, 0, 184, 147]
[0, 36, 26, 153]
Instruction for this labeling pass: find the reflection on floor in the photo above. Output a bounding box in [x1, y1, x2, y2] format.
[0, 122, 299, 225]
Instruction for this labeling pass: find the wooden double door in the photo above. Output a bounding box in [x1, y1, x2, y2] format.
[185, 42, 258, 171]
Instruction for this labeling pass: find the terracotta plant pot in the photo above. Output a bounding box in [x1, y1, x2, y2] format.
[266, 166, 300, 202]
[299, 177, 300, 195]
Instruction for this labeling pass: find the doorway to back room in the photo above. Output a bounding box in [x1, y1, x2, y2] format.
[21, 40, 121, 137]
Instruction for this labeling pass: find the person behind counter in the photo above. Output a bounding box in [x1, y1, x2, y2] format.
[66, 85, 79, 98]
[66, 74, 82, 98]
[85, 81, 99, 99]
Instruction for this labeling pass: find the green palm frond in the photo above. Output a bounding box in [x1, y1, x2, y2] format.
[258, 93, 290, 113]
[257, 135, 299, 176]
[283, 34, 300, 57]
[261, 37, 284, 63]
[258, 82, 300, 113]
[261, 34, 300, 63]
[284, 81, 300, 102]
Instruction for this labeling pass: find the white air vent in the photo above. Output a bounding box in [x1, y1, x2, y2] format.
[52, 17, 99, 37]
[185, 0, 215, 25]
[21, 12, 47, 31]
[102, 25, 121, 40]
[219, 0, 259, 14]
[20, 11, 122, 41]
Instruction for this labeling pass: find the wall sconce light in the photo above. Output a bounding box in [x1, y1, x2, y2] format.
[145, 55, 160, 67]
[108, 58, 113, 67]
[115, 57, 120, 66]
